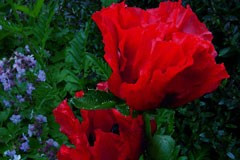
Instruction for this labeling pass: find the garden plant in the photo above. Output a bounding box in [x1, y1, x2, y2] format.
[0, 0, 239, 160]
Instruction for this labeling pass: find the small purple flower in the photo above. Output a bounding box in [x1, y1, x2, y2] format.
[28, 124, 35, 137]
[26, 83, 35, 95]
[46, 139, 59, 148]
[35, 115, 47, 123]
[20, 141, 29, 152]
[28, 123, 43, 137]
[24, 55, 36, 68]
[0, 59, 5, 67]
[43, 139, 58, 160]
[10, 114, 21, 124]
[3, 80, 12, 90]
[15, 68, 26, 79]
[37, 70, 46, 82]
[22, 133, 28, 141]
[25, 45, 30, 52]
[3, 99, 11, 107]
[16, 95, 25, 103]
[4, 149, 16, 158]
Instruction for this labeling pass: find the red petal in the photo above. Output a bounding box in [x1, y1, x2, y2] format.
[147, 2, 213, 41]
[75, 90, 84, 98]
[113, 110, 144, 160]
[53, 100, 88, 147]
[165, 35, 229, 106]
[57, 145, 91, 160]
[92, 130, 128, 160]
[150, 119, 157, 135]
[96, 81, 109, 92]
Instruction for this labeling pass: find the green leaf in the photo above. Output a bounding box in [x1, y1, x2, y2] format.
[13, 0, 44, 17]
[101, 0, 118, 7]
[31, 1, 57, 48]
[13, 4, 31, 16]
[219, 47, 231, 57]
[115, 103, 130, 116]
[148, 135, 176, 160]
[65, 22, 90, 69]
[0, 109, 10, 122]
[0, 128, 8, 136]
[70, 90, 116, 110]
[32, 0, 45, 17]
[155, 108, 175, 135]
[0, 18, 23, 33]
[178, 156, 188, 160]
[139, 155, 144, 160]
[84, 53, 112, 80]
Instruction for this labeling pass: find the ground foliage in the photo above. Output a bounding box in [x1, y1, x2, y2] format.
[0, 0, 239, 160]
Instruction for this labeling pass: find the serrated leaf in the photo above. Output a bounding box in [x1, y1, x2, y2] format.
[65, 23, 90, 69]
[70, 90, 116, 110]
[32, 0, 45, 17]
[13, 0, 44, 17]
[84, 53, 111, 80]
[155, 108, 175, 135]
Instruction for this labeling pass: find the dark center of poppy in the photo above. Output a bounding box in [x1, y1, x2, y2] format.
[111, 123, 120, 135]
[88, 133, 95, 146]
[160, 93, 176, 106]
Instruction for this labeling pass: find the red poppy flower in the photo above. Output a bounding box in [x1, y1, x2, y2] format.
[92, 1, 229, 110]
[96, 81, 109, 92]
[75, 90, 85, 98]
[53, 100, 144, 160]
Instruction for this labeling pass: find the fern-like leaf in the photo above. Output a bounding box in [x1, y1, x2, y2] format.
[84, 53, 111, 80]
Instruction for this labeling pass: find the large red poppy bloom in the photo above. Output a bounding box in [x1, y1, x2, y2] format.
[53, 100, 144, 160]
[92, 1, 229, 110]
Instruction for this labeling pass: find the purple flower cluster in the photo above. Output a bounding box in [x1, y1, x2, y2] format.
[0, 51, 36, 91]
[0, 58, 15, 91]
[10, 114, 22, 124]
[3, 99, 11, 107]
[19, 134, 30, 152]
[26, 83, 35, 95]
[16, 95, 25, 103]
[43, 139, 59, 160]
[20, 141, 30, 152]
[4, 149, 21, 160]
[28, 115, 47, 137]
[13, 52, 36, 77]
[35, 114, 47, 123]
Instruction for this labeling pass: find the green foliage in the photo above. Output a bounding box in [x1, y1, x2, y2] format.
[148, 135, 179, 160]
[0, 0, 239, 159]
[13, 0, 44, 17]
[144, 110, 184, 160]
[101, 0, 119, 7]
[155, 109, 175, 135]
[84, 53, 112, 80]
